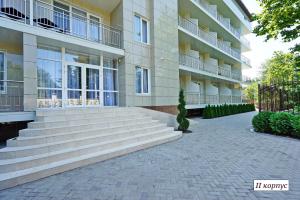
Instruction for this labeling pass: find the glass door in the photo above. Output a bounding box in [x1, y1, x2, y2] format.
[66, 65, 83, 106]
[86, 67, 100, 106]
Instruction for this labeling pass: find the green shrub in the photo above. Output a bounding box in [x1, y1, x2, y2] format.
[252, 112, 273, 133]
[177, 89, 189, 131]
[292, 115, 300, 137]
[270, 112, 294, 135]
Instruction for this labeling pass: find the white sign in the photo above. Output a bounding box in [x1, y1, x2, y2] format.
[254, 180, 289, 191]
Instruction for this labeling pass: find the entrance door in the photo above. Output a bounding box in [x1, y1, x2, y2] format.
[65, 63, 101, 107]
[66, 65, 83, 106]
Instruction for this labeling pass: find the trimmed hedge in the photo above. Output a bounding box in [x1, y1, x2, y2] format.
[252, 112, 273, 133]
[252, 112, 300, 139]
[203, 104, 255, 119]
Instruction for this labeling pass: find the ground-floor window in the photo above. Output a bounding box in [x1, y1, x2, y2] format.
[103, 58, 118, 106]
[0, 51, 6, 93]
[135, 66, 150, 95]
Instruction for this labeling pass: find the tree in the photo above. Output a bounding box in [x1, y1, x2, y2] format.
[261, 51, 297, 84]
[244, 82, 258, 104]
[253, 0, 300, 53]
[177, 89, 190, 131]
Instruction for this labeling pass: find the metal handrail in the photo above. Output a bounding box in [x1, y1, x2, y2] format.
[0, 80, 24, 112]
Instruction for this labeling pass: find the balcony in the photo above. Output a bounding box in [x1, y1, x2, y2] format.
[178, 16, 241, 61]
[179, 54, 242, 81]
[0, 80, 24, 112]
[191, 0, 241, 38]
[0, 0, 122, 49]
[242, 55, 251, 66]
[185, 92, 242, 106]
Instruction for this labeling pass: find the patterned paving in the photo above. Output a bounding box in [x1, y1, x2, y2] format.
[0, 112, 300, 200]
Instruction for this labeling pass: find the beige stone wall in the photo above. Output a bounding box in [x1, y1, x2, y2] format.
[120, 0, 179, 107]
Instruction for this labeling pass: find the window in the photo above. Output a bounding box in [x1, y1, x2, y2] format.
[0, 51, 6, 93]
[134, 15, 149, 44]
[136, 66, 150, 94]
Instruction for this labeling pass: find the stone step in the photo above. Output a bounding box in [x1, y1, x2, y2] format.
[0, 128, 176, 173]
[35, 111, 143, 122]
[0, 121, 162, 159]
[28, 113, 146, 129]
[20, 117, 154, 137]
[35, 107, 139, 117]
[0, 131, 181, 190]
[8, 123, 167, 147]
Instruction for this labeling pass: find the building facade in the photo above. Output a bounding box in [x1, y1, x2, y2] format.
[0, 0, 252, 122]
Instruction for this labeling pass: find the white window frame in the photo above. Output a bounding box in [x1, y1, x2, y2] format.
[135, 66, 151, 95]
[134, 14, 150, 44]
[0, 51, 7, 94]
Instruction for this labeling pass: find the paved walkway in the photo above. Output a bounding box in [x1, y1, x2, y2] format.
[1, 112, 300, 200]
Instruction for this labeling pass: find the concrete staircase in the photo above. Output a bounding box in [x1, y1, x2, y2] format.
[0, 107, 181, 190]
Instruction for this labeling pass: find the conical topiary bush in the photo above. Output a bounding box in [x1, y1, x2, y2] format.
[177, 89, 190, 131]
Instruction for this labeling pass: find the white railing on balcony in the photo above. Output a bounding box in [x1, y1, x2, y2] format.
[0, 80, 24, 112]
[191, 0, 241, 38]
[179, 16, 241, 61]
[241, 37, 250, 48]
[184, 92, 243, 105]
[204, 63, 218, 75]
[185, 92, 205, 105]
[242, 55, 251, 66]
[232, 95, 242, 104]
[218, 66, 231, 78]
[179, 54, 204, 71]
[0, 0, 122, 49]
[231, 71, 241, 81]
[0, 0, 28, 22]
[219, 95, 232, 104]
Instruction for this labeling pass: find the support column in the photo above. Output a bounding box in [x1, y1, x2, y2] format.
[29, 0, 33, 26]
[23, 33, 37, 111]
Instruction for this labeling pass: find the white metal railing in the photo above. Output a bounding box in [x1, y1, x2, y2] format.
[179, 54, 204, 71]
[219, 95, 232, 104]
[0, 80, 24, 112]
[0, 0, 122, 49]
[34, 0, 122, 48]
[184, 92, 243, 105]
[0, 0, 27, 22]
[185, 92, 205, 105]
[242, 55, 251, 66]
[179, 16, 241, 61]
[204, 63, 218, 74]
[192, 0, 241, 38]
[232, 95, 242, 104]
[231, 71, 241, 81]
[241, 37, 250, 48]
[218, 66, 231, 78]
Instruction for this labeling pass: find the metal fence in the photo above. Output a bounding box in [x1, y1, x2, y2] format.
[0, 80, 24, 112]
[258, 81, 300, 112]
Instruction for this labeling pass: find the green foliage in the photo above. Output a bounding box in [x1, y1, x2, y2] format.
[243, 82, 258, 104]
[292, 115, 300, 137]
[177, 89, 189, 131]
[252, 112, 273, 133]
[253, 0, 300, 53]
[261, 52, 297, 84]
[203, 104, 255, 119]
[270, 112, 294, 135]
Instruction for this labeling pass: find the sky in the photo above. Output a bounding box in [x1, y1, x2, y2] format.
[241, 0, 299, 78]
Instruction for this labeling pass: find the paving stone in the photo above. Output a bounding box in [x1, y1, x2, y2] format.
[0, 112, 299, 199]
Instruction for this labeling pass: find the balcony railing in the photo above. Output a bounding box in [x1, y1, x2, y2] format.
[219, 95, 232, 104]
[242, 55, 251, 66]
[185, 92, 242, 105]
[179, 54, 242, 81]
[232, 95, 242, 104]
[179, 16, 241, 60]
[0, 80, 24, 112]
[231, 71, 242, 81]
[191, 0, 241, 38]
[0, 0, 122, 49]
[218, 66, 231, 78]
